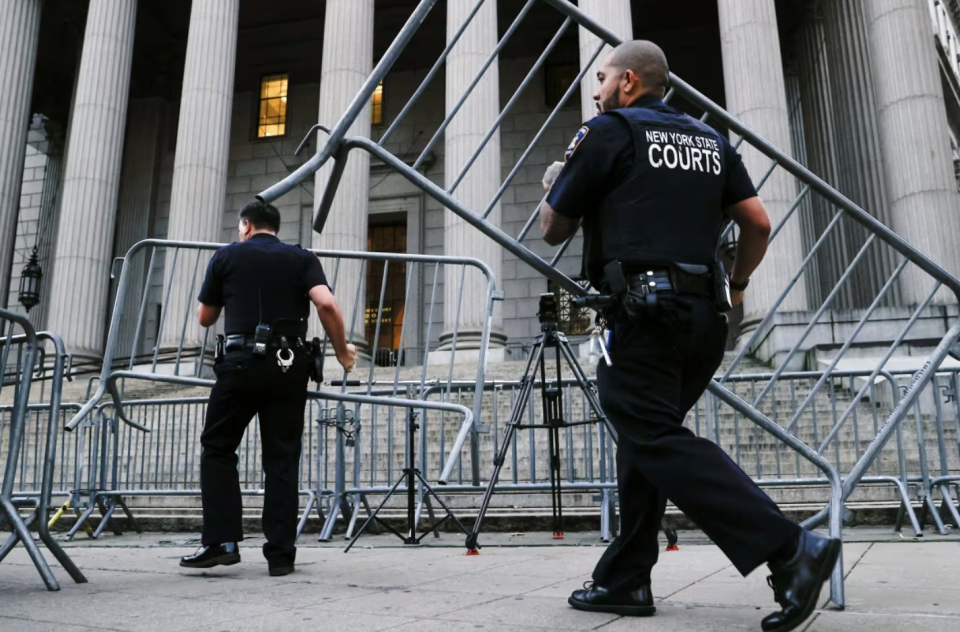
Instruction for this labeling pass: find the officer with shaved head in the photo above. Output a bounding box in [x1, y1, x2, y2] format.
[540, 40, 840, 632]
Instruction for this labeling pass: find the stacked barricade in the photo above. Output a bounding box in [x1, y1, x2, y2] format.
[0, 316, 85, 591]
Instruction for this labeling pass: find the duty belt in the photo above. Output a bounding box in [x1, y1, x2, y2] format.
[625, 265, 712, 298]
[223, 334, 304, 353]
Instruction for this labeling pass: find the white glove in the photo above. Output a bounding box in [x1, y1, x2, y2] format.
[542, 161, 565, 191]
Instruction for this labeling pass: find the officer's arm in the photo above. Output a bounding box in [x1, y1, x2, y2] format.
[725, 196, 771, 286]
[541, 203, 580, 246]
[308, 285, 350, 358]
[197, 304, 222, 328]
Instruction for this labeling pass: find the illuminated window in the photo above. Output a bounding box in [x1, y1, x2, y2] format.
[371, 81, 384, 126]
[258, 74, 288, 138]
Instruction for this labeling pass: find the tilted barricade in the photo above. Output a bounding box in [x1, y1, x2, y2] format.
[253, 0, 960, 606]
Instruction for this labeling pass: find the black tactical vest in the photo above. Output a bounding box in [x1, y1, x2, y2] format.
[582, 104, 728, 288]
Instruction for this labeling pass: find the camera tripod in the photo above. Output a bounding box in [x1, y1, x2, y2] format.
[464, 293, 679, 554]
[345, 401, 470, 551]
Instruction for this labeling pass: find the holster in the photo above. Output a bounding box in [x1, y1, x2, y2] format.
[307, 337, 324, 384]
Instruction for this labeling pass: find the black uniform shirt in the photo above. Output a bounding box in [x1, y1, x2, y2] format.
[198, 233, 329, 338]
[546, 95, 758, 284]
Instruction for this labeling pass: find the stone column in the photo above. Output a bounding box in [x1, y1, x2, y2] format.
[863, 0, 960, 304]
[442, 0, 506, 354]
[718, 0, 808, 317]
[823, 0, 901, 308]
[161, 0, 239, 351]
[312, 0, 374, 352]
[113, 99, 166, 361]
[0, 0, 42, 309]
[47, 0, 137, 359]
[796, 12, 846, 308]
[577, 0, 633, 123]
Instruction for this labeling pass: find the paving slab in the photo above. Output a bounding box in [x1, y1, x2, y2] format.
[0, 529, 958, 632]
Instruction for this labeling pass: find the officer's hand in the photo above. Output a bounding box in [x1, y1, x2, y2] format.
[731, 289, 745, 308]
[338, 343, 358, 373]
[542, 161, 564, 191]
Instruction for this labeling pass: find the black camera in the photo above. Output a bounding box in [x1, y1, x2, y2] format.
[538, 292, 558, 324]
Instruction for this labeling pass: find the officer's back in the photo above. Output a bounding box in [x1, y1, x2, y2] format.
[201, 232, 322, 340]
[546, 95, 755, 289]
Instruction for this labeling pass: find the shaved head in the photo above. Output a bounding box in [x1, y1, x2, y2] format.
[593, 40, 670, 114]
[607, 40, 670, 97]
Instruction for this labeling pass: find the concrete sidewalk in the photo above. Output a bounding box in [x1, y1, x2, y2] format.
[0, 529, 958, 631]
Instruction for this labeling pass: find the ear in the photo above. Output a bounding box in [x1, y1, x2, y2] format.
[623, 69, 639, 93]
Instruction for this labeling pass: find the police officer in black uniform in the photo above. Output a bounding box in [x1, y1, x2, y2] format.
[180, 201, 357, 576]
[540, 41, 840, 632]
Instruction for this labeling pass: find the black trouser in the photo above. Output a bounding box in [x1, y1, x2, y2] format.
[591, 296, 801, 592]
[200, 350, 309, 566]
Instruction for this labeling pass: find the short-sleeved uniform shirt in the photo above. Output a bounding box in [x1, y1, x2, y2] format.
[546, 95, 758, 286]
[198, 233, 329, 338]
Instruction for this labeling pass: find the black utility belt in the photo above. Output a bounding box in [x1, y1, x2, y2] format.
[222, 334, 304, 353]
[623, 265, 712, 298]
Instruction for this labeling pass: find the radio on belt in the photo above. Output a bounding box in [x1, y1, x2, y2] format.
[253, 323, 271, 355]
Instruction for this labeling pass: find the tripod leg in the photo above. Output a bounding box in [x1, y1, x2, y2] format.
[360, 493, 381, 535]
[415, 471, 471, 542]
[467, 341, 545, 553]
[557, 339, 617, 445]
[554, 425, 564, 539]
[423, 494, 440, 539]
[466, 422, 517, 552]
[344, 475, 408, 552]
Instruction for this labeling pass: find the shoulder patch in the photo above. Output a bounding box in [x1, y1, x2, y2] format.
[565, 126, 590, 163]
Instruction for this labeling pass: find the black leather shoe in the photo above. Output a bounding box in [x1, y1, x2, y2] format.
[269, 565, 295, 577]
[568, 582, 656, 617]
[761, 530, 841, 632]
[179, 543, 241, 569]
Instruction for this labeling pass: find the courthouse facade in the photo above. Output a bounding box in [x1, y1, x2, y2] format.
[1, 0, 959, 366]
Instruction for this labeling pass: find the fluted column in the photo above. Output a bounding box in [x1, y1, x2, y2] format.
[161, 0, 239, 350]
[577, 0, 633, 124]
[47, 0, 137, 358]
[863, 0, 960, 304]
[823, 0, 901, 308]
[718, 0, 808, 317]
[312, 0, 374, 351]
[442, 0, 505, 351]
[796, 12, 847, 308]
[0, 0, 42, 310]
[113, 99, 166, 361]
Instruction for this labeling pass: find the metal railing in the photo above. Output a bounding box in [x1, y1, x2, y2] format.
[0, 321, 85, 591]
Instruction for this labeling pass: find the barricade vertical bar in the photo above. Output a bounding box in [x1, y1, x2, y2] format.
[129, 247, 157, 369]
[414, 0, 536, 171]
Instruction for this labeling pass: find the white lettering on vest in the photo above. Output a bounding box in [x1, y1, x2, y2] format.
[646, 131, 723, 175]
[649, 144, 663, 168]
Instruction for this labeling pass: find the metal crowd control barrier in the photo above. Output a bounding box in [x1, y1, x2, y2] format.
[65, 240, 492, 537]
[0, 320, 85, 590]
[2, 402, 102, 539]
[60, 367, 959, 544]
[254, 0, 960, 607]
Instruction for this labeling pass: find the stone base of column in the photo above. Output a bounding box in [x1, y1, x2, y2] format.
[737, 304, 960, 371]
[428, 329, 508, 366]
